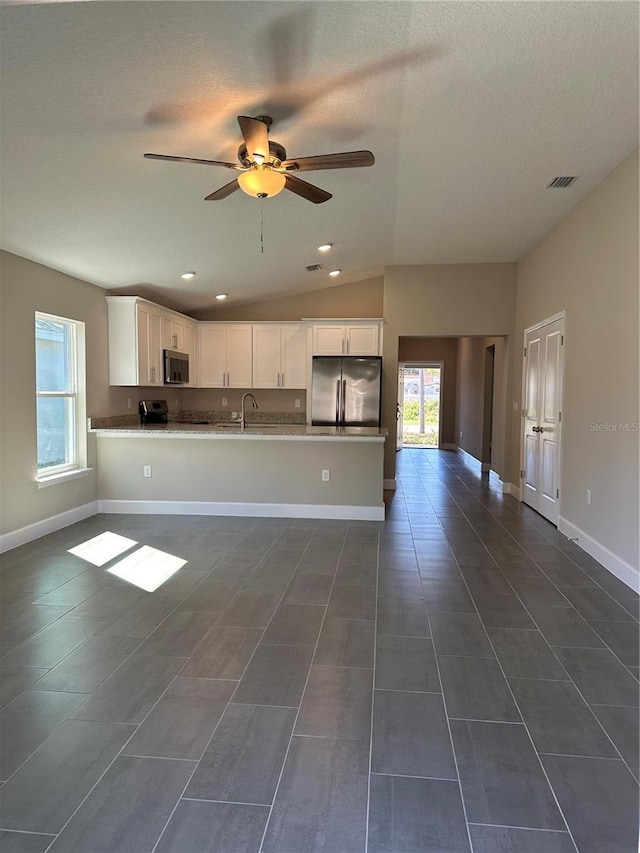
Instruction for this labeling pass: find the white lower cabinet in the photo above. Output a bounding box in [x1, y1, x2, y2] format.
[253, 324, 307, 388]
[198, 323, 252, 388]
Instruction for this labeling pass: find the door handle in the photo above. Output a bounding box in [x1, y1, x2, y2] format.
[341, 379, 346, 424]
[336, 380, 341, 424]
[532, 426, 545, 433]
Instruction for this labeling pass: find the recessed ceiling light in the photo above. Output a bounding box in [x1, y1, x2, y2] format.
[329, 269, 341, 277]
[180, 271, 196, 280]
[318, 243, 333, 252]
[215, 293, 228, 300]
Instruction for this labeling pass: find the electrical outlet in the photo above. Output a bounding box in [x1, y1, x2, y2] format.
[143, 465, 152, 478]
[295, 398, 301, 408]
[586, 489, 592, 505]
[459, 430, 463, 439]
[232, 411, 238, 420]
[513, 401, 519, 412]
[222, 397, 228, 407]
[127, 398, 132, 410]
[322, 469, 330, 482]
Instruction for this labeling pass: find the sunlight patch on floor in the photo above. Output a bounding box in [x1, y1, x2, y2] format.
[107, 545, 187, 592]
[68, 531, 138, 566]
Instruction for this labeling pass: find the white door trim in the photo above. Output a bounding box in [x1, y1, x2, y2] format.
[519, 312, 566, 523]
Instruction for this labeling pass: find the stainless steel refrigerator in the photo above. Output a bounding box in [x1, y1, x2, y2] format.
[311, 356, 382, 427]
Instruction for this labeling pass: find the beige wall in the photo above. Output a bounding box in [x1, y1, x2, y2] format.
[193, 277, 383, 321]
[383, 264, 517, 480]
[512, 148, 639, 571]
[0, 251, 133, 534]
[398, 337, 458, 447]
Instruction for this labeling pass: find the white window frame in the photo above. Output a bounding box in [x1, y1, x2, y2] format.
[35, 311, 88, 485]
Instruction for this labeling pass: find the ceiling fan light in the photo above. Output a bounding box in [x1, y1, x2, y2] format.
[237, 165, 286, 198]
[180, 271, 196, 280]
[318, 243, 333, 252]
[215, 293, 228, 300]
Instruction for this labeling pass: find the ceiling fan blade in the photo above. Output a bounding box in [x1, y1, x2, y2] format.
[284, 173, 332, 204]
[144, 153, 241, 169]
[281, 150, 375, 172]
[204, 180, 240, 201]
[237, 116, 270, 163]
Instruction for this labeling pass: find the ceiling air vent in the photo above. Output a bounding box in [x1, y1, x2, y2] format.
[546, 176, 578, 189]
[305, 263, 323, 272]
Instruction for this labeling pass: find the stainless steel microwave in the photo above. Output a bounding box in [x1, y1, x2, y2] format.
[163, 349, 189, 385]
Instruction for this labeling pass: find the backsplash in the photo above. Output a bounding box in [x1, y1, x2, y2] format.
[89, 409, 306, 428]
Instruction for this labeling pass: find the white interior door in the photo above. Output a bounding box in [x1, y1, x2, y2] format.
[522, 316, 564, 524]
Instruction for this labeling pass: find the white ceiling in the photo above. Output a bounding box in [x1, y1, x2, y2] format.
[1, 1, 638, 313]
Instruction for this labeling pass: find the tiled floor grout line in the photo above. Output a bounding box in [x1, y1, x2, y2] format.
[406, 452, 582, 853]
[363, 527, 380, 853]
[467, 821, 574, 833]
[400, 480, 477, 853]
[256, 527, 353, 853]
[181, 796, 272, 807]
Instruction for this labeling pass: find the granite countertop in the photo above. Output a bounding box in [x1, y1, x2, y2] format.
[91, 422, 387, 440]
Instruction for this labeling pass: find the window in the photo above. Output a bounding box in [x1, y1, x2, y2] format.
[35, 312, 87, 481]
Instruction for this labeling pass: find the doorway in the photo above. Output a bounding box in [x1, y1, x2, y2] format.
[398, 363, 442, 448]
[481, 345, 495, 472]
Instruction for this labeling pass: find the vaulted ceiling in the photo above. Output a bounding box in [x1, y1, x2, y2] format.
[1, 1, 638, 312]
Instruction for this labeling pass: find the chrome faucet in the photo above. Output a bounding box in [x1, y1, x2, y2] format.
[240, 392, 258, 431]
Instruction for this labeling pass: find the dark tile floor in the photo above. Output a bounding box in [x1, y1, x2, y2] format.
[0, 449, 638, 852]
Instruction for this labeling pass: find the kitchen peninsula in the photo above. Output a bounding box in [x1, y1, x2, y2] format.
[92, 423, 387, 521]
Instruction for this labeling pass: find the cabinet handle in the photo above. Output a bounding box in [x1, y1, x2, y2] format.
[346, 339, 350, 354]
[150, 366, 155, 382]
[281, 372, 284, 387]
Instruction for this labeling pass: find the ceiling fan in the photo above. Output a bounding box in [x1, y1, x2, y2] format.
[144, 115, 374, 204]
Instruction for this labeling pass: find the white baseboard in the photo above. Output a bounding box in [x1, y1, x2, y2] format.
[558, 515, 639, 593]
[383, 479, 397, 490]
[0, 501, 99, 554]
[98, 499, 385, 522]
[457, 447, 482, 468]
[489, 469, 520, 498]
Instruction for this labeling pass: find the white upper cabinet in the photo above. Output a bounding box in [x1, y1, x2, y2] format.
[163, 312, 197, 385]
[198, 323, 252, 388]
[252, 324, 307, 388]
[162, 313, 184, 351]
[106, 296, 164, 386]
[310, 321, 381, 356]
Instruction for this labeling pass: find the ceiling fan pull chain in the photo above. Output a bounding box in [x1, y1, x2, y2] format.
[261, 203, 264, 255]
